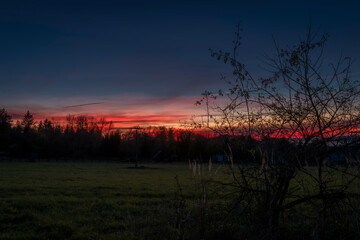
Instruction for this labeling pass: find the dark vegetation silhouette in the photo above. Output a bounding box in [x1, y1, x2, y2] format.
[0, 109, 251, 163]
[179, 22, 360, 240]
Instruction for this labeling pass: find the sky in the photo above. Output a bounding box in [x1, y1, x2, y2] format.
[0, 0, 359, 127]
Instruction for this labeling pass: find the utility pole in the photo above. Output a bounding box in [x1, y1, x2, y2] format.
[117, 126, 143, 168]
[135, 128, 138, 168]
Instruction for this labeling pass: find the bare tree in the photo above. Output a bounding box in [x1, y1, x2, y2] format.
[196, 22, 360, 239]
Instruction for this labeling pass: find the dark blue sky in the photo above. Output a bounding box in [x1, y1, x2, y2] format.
[0, 0, 359, 125]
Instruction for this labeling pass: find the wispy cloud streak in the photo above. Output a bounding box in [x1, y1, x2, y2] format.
[4, 95, 203, 127]
[63, 102, 105, 108]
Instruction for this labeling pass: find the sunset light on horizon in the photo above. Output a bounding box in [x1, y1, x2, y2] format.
[1, 1, 359, 130]
[4, 95, 204, 128]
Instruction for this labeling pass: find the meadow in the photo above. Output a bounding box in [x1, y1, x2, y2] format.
[1, 161, 359, 240]
[0, 162, 214, 240]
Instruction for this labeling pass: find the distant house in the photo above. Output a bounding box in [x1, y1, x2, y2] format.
[0, 151, 10, 160]
[325, 149, 360, 165]
[153, 150, 163, 161]
[152, 150, 178, 162]
[213, 154, 228, 163]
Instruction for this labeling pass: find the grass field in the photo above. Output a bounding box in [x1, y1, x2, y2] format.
[0, 162, 212, 240]
[1, 162, 359, 239]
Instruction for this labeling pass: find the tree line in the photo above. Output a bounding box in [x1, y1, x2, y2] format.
[0, 108, 264, 162]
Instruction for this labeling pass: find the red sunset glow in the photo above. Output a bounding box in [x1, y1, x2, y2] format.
[5, 95, 205, 128]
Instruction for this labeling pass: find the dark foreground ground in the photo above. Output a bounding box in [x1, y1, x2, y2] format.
[2, 162, 360, 240]
[0, 162, 207, 240]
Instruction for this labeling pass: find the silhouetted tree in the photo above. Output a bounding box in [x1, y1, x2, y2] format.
[196, 22, 360, 239]
[0, 108, 12, 131]
[21, 110, 35, 134]
[0, 108, 12, 151]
